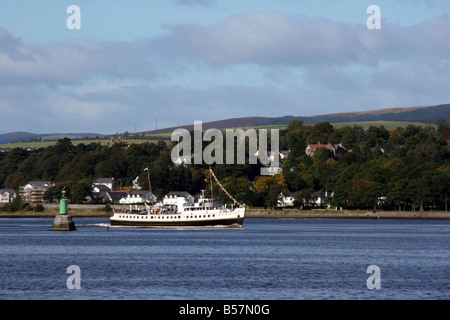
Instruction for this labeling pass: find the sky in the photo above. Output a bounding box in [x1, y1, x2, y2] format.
[0, 0, 449, 134]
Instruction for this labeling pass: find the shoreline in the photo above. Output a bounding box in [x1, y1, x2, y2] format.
[0, 209, 449, 220]
[246, 209, 450, 220]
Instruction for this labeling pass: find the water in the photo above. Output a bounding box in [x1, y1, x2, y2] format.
[0, 218, 449, 300]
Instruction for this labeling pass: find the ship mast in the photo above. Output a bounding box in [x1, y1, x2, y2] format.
[209, 167, 214, 201]
[144, 167, 154, 207]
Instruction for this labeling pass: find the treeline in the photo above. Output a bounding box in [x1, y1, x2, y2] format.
[0, 122, 449, 211]
[280, 121, 450, 211]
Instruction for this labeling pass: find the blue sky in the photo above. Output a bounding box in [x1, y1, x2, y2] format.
[0, 0, 449, 134]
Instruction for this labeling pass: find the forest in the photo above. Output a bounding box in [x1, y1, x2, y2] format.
[0, 121, 449, 211]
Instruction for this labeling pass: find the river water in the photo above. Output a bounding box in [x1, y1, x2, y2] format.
[0, 218, 448, 300]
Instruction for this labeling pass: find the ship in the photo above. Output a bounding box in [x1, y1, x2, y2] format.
[109, 169, 245, 228]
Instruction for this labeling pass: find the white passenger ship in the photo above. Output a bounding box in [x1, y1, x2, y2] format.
[110, 169, 245, 228]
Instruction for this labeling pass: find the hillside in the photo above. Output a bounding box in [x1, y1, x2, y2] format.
[1, 103, 448, 144]
[0, 132, 105, 145]
[144, 103, 449, 134]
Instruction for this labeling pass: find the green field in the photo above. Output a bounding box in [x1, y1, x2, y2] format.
[0, 139, 162, 149]
[235, 120, 436, 131]
[0, 121, 435, 149]
[330, 121, 437, 130]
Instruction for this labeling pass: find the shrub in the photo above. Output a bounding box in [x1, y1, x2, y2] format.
[34, 204, 45, 212]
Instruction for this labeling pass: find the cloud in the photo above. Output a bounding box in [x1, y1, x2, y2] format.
[0, 27, 159, 86]
[1, 12, 449, 134]
[174, 0, 215, 6]
[157, 12, 450, 68]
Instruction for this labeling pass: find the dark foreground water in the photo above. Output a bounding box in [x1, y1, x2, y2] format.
[0, 218, 448, 300]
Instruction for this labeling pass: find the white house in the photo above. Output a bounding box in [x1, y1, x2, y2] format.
[119, 191, 158, 204]
[311, 191, 334, 208]
[163, 191, 194, 210]
[0, 189, 17, 203]
[172, 155, 192, 166]
[254, 150, 289, 176]
[277, 192, 295, 208]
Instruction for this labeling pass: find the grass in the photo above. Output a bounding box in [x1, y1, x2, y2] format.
[0, 138, 163, 149]
[330, 121, 437, 130]
[0, 121, 435, 149]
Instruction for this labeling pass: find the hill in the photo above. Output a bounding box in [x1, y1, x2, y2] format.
[144, 103, 449, 134]
[1, 103, 448, 144]
[0, 132, 105, 145]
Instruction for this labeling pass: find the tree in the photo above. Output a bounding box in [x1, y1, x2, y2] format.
[308, 122, 334, 144]
[366, 125, 389, 147]
[70, 179, 93, 203]
[294, 188, 315, 208]
[254, 174, 288, 208]
[265, 184, 286, 209]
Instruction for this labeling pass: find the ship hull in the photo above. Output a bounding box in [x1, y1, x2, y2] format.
[110, 207, 245, 228]
[110, 217, 244, 228]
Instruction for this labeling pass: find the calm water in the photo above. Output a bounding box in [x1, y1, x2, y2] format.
[0, 218, 448, 300]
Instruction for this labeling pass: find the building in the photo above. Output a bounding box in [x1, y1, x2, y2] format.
[119, 191, 158, 204]
[305, 143, 347, 157]
[92, 178, 114, 192]
[172, 155, 192, 166]
[255, 150, 289, 176]
[0, 189, 17, 203]
[91, 191, 128, 204]
[163, 191, 195, 210]
[311, 191, 333, 208]
[20, 181, 55, 203]
[277, 192, 295, 208]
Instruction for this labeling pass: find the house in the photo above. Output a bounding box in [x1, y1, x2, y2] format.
[0, 189, 17, 203]
[172, 155, 192, 166]
[20, 181, 55, 203]
[255, 150, 289, 176]
[92, 184, 111, 193]
[311, 191, 333, 208]
[92, 178, 114, 192]
[91, 191, 128, 204]
[305, 143, 347, 157]
[106, 136, 130, 150]
[277, 192, 295, 208]
[163, 191, 195, 209]
[119, 191, 158, 204]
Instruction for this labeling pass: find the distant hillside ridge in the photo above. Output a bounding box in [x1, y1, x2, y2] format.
[297, 103, 450, 124]
[1, 103, 448, 144]
[145, 103, 449, 134]
[144, 117, 273, 135]
[0, 132, 105, 145]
